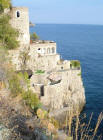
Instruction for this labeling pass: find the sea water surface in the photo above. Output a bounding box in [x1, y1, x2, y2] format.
[30, 24, 103, 135]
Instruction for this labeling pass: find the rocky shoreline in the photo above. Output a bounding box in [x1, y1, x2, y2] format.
[29, 22, 35, 27]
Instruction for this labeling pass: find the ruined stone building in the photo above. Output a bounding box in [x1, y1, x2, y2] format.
[8, 7, 85, 115]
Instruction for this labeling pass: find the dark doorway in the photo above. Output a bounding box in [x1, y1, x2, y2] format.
[41, 86, 44, 96]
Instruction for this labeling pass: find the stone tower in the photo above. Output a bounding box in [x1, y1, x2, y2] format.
[10, 7, 30, 45]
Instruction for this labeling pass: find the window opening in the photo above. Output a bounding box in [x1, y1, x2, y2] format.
[17, 11, 20, 18]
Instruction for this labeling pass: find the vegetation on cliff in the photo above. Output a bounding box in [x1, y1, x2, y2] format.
[0, 0, 11, 13]
[19, 49, 30, 70]
[0, 15, 19, 49]
[0, 0, 41, 113]
[35, 70, 45, 74]
[70, 60, 80, 69]
[0, 0, 19, 50]
[0, 0, 41, 112]
[8, 70, 41, 112]
[0, 0, 103, 140]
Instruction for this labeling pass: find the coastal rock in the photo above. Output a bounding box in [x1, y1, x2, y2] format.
[9, 6, 86, 117]
[29, 22, 35, 27]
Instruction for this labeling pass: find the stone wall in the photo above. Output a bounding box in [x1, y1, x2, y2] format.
[56, 60, 71, 71]
[41, 82, 64, 109]
[9, 41, 60, 71]
[29, 41, 57, 56]
[10, 7, 30, 45]
[27, 54, 60, 71]
[9, 45, 29, 70]
[8, 6, 86, 116]
[30, 73, 49, 85]
[40, 69, 85, 111]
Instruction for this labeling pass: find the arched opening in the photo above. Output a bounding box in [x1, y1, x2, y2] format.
[43, 48, 46, 54]
[47, 48, 50, 54]
[17, 11, 20, 18]
[70, 64, 72, 69]
[52, 47, 55, 53]
[38, 48, 41, 50]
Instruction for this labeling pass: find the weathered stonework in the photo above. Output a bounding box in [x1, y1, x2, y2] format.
[10, 7, 30, 45]
[9, 7, 86, 116]
[30, 41, 57, 55]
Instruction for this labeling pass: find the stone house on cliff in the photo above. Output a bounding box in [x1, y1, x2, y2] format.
[8, 7, 85, 113]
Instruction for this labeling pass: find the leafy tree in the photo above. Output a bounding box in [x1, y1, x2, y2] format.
[0, 0, 19, 50]
[22, 90, 41, 111]
[0, 15, 19, 49]
[30, 32, 39, 41]
[0, 0, 11, 13]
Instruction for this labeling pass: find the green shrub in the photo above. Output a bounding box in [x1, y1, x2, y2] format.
[35, 70, 45, 74]
[8, 73, 23, 96]
[30, 32, 39, 41]
[50, 117, 59, 129]
[78, 72, 81, 76]
[22, 90, 41, 111]
[70, 60, 80, 69]
[8, 72, 41, 111]
[0, 0, 11, 13]
[37, 108, 48, 119]
[0, 0, 19, 49]
[0, 15, 19, 50]
[18, 72, 30, 88]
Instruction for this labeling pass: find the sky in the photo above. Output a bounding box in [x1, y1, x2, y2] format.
[12, 0, 103, 25]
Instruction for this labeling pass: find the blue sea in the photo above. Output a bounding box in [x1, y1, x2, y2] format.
[30, 24, 103, 136]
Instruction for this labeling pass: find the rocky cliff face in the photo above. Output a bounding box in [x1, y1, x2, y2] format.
[8, 6, 86, 118]
[8, 6, 85, 117]
[63, 69, 85, 113]
[9, 43, 86, 118]
[41, 69, 85, 116]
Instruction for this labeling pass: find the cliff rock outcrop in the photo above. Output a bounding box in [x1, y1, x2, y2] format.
[8, 7, 86, 117]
